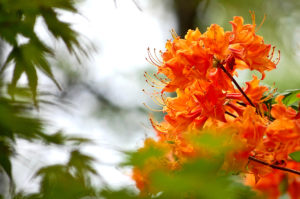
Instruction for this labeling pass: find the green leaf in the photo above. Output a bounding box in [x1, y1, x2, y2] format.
[35, 56, 62, 90]
[40, 131, 67, 145]
[8, 61, 25, 99]
[0, 139, 13, 180]
[166, 140, 175, 144]
[263, 89, 300, 111]
[122, 143, 165, 168]
[34, 150, 97, 199]
[188, 131, 232, 153]
[36, 164, 96, 199]
[41, 8, 80, 54]
[40, 0, 78, 13]
[281, 89, 300, 106]
[66, 137, 92, 145]
[289, 151, 300, 162]
[150, 158, 258, 199]
[0, 155, 12, 180]
[23, 62, 38, 105]
[0, 96, 45, 142]
[279, 176, 288, 194]
[23, 41, 61, 90]
[100, 189, 141, 199]
[68, 150, 97, 175]
[0, 0, 85, 104]
[4, 44, 40, 103]
[0, 47, 17, 74]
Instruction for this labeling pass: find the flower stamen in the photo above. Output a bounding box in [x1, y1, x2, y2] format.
[143, 102, 163, 112]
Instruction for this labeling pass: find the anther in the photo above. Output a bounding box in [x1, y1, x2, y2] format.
[170, 29, 178, 39]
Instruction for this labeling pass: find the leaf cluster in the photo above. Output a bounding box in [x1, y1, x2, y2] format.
[14, 150, 98, 199]
[0, 84, 97, 196]
[0, 0, 84, 103]
[0, 1, 98, 198]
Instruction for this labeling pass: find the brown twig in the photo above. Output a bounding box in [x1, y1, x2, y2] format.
[236, 101, 247, 107]
[249, 156, 300, 176]
[218, 63, 256, 108]
[225, 111, 237, 118]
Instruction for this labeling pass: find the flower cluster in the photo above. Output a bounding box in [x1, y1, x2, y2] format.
[135, 15, 300, 199]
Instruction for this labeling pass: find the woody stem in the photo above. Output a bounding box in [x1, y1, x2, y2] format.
[249, 156, 300, 176]
[218, 63, 256, 108]
[225, 111, 237, 118]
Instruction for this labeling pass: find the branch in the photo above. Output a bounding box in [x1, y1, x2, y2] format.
[218, 63, 256, 108]
[225, 111, 237, 118]
[249, 156, 300, 176]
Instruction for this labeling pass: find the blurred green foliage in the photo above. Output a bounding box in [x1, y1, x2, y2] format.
[148, 159, 257, 199]
[102, 133, 259, 199]
[0, 0, 97, 198]
[0, 0, 85, 103]
[0, 82, 99, 198]
[122, 143, 165, 169]
[14, 150, 97, 199]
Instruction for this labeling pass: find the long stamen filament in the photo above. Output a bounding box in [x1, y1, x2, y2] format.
[143, 103, 163, 112]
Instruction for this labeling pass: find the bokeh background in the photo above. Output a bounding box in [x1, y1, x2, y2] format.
[2, 0, 300, 196]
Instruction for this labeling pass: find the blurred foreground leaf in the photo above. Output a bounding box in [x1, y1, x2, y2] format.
[0, 0, 85, 102]
[122, 139, 166, 168]
[108, 134, 259, 199]
[15, 150, 98, 199]
[149, 159, 257, 199]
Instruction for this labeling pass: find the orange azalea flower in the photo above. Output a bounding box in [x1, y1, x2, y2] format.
[201, 24, 230, 60]
[271, 96, 298, 120]
[193, 83, 227, 122]
[228, 16, 278, 79]
[150, 87, 203, 136]
[226, 75, 269, 105]
[159, 31, 212, 92]
[220, 106, 267, 173]
[245, 170, 284, 199]
[237, 106, 267, 148]
[287, 162, 300, 199]
[131, 138, 174, 193]
[151, 79, 226, 139]
[132, 168, 148, 191]
[184, 28, 201, 44]
[137, 15, 299, 198]
[245, 161, 300, 199]
[208, 66, 234, 91]
[151, 16, 277, 95]
[229, 16, 257, 44]
[263, 96, 300, 161]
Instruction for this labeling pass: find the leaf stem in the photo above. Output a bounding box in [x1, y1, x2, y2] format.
[248, 156, 300, 176]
